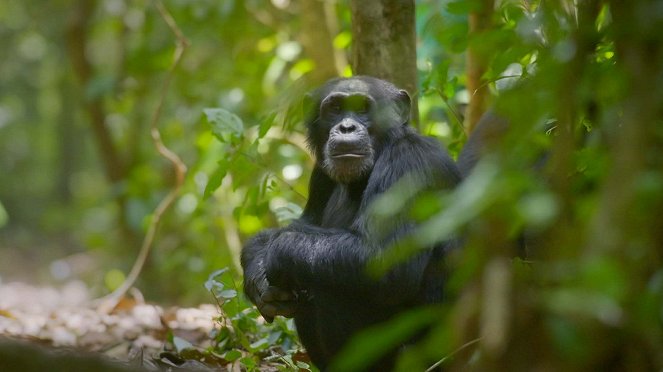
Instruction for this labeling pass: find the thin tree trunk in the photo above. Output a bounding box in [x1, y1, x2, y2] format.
[543, 0, 600, 255]
[56, 75, 77, 202]
[66, 0, 137, 243]
[350, 0, 419, 125]
[66, 0, 125, 184]
[464, 0, 494, 134]
[299, 0, 346, 85]
[590, 0, 663, 255]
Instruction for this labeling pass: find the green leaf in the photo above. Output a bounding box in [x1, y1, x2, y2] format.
[330, 307, 438, 371]
[204, 108, 244, 143]
[296, 361, 311, 370]
[205, 268, 238, 300]
[222, 349, 242, 362]
[207, 267, 230, 281]
[249, 337, 269, 351]
[205, 268, 227, 292]
[240, 357, 257, 369]
[218, 289, 238, 299]
[333, 31, 352, 49]
[215, 326, 231, 343]
[0, 201, 8, 228]
[204, 159, 230, 199]
[274, 202, 303, 223]
[259, 113, 276, 138]
[204, 277, 224, 293]
[267, 330, 283, 344]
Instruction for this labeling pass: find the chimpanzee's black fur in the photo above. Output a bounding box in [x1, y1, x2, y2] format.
[241, 76, 461, 370]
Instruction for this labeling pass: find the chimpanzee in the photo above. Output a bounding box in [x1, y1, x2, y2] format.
[241, 76, 461, 370]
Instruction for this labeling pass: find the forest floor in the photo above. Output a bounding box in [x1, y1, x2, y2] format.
[0, 280, 251, 371]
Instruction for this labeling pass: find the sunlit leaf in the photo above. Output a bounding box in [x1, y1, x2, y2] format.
[0, 201, 8, 227]
[222, 350, 242, 362]
[333, 31, 352, 49]
[249, 337, 269, 351]
[218, 289, 238, 299]
[238, 214, 262, 235]
[290, 59, 315, 79]
[204, 108, 244, 143]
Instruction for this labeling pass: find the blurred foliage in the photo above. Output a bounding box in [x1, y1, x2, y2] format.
[0, 0, 324, 301]
[0, 0, 662, 370]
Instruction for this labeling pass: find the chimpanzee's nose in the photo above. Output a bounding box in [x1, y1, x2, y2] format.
[338, 121, 357, 134]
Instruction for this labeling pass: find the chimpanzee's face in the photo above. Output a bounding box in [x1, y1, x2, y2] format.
[305, 77, 411, 184]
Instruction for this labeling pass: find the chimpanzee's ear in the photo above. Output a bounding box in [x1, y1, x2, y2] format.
[396, 89, 412, 125]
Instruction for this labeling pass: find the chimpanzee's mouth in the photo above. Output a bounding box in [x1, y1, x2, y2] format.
[331, 153, 367, 159]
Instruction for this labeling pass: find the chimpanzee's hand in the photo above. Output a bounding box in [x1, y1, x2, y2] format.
[245, 266, 298, 323]
[260, 285, 298, 321]
[242, 231, 298, 323]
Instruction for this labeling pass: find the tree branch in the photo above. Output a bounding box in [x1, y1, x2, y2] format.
[97, 0, 189, 313]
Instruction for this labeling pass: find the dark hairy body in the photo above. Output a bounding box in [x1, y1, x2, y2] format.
[241, 76, 461, 370]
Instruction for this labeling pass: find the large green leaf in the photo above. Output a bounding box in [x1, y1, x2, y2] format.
[204, 108, 244, 143]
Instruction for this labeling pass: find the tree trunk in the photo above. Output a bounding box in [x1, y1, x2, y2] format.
[56, 76, 77, 202]
[350, 0, 419, 125]
[299, 0, 347, 85]
[464, 0, 494, 134]
[66, 0, 137, 243]
[590, 0, 663, 254]
[66, 0, 125, 184]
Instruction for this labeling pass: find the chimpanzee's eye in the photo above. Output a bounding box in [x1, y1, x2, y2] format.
[346, 95, 370, 114]
[322, 96, 343, 114]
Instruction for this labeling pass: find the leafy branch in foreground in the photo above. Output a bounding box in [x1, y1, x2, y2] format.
[204, 269, 314, 371]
